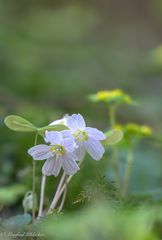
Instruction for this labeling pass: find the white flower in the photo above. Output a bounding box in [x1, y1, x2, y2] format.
[66, 114, 106, 161]
[28, 131, 79, 176]
[49, 114, 69, 126]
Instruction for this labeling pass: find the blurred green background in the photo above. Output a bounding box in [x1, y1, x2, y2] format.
[1, 0, 162, 218]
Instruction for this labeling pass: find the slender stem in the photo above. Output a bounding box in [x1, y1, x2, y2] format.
[112, 148, 120, 190]
[122, 147, 133, 198]
[48, 174, 72, 212]
[37, 175, 46, 219]
[32, 160, 36, 222]
[32, 132, 38, 223]
[109, 105, 120, 191]
[48, 159, 83, 213]
[58, 176, 67, 212]
[48, 172, 66, 213]
[54, 172, 66, 202]
[109, 105, 116, 128]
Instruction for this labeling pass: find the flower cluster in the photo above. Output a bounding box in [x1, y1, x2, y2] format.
[115, 123, 153, 137]
[88, 89, 133, 105]
[28, 114, 106, 176]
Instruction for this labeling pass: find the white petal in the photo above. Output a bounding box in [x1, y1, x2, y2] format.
[28, 145, 52, 160]
[49, 115, 68, 126]
[85, 138, 105, 160]
[86, 127, 106, 141]
[75, 141, 86, 161]
[42, 157, 62, 176]
[61, 130, 73, 139]
[49, 119, 64, 125]
[61, 153, 80, 175]
[66, 114, 86, 131]
[62, 138, 76, 152]
[44, 131, 62, 144]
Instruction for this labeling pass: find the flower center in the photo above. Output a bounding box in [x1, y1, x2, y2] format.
[50, 144, 65, 156]
[73, 130, 88, 142]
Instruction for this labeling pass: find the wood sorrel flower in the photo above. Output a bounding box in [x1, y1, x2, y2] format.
[49, 114, 68, 126]
[28, 131, 79, 176]
[66, 114, 106, 161]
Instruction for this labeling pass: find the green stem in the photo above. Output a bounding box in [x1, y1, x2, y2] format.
[32, 132, 38, 223]
[122, 146, 134, 198]
[109, 105, 120, 191]
[109, 105, 116, 128]
[112, 149, 120, 189]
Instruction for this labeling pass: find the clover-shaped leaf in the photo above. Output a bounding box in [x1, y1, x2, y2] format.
[4, 115, 36, 132]
[104, 129, 123, 145]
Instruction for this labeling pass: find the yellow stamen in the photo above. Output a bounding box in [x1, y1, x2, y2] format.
[73, 130, 88, 142]
[50, 144, 65, 156]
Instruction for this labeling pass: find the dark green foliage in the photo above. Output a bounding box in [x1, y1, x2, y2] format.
[74, 175, 119, 207]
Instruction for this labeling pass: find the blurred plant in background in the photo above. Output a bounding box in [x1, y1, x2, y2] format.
[1, 0, 162, 239]
[89, 89, 154, 197]
[1, 89, 162, 239]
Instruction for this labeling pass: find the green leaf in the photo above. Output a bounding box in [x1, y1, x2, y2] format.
[37, 124, 68, 136]
[4, 115, 37, 132]
[104, 129, 123, 145]
[22, 191, 38, 213]
[2, 214, 31, 230]
[0, 184, 26, 205]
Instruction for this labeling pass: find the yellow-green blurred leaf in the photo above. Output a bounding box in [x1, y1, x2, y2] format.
[104, 129, 123, 145]
[4, 115, 36, 132]
[0, 184, 26, 205]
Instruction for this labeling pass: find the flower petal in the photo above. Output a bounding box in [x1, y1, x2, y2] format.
[86, 127, 106, 141]
[67, 114, 86, 131]
[62, 138, 76, 152]
[75, 141, 86, 161]
[44, 131, 62, 144]
[42, 157, 62, 176]
[49, 115, 68, 126]
[85, 138, 105, 160]
[61, 130, 73, 139]
[28, 144, 52, 160]
[61, 153, 80, 175]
